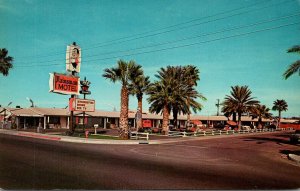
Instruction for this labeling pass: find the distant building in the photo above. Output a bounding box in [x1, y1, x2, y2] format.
[0, 107, 297, 130]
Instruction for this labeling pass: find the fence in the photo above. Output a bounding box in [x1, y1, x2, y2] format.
[130, 131, 149, 141]
[168, 131, 185, 137]
[130, 127, 294, 140]
[171, 127, 293, 138]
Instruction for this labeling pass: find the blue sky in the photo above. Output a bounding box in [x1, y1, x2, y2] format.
[0, 0, 299, 117]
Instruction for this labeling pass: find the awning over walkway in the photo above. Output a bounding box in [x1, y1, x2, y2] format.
[227, 120, 237, 126]
[191, 120, 202, 125]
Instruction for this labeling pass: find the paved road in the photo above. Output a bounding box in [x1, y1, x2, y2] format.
[0, 132, 299, 189]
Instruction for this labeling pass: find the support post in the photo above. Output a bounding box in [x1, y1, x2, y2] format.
[37, 117, 41, 133]
[83, 94, 86, 132]
[44, 116, 46, 129]
[16, 117, 19, 130]
[2, 109, 6, 129]
[67, 116, 70, 129]
[104, 118, 107, 129]
[24, 117, 26, 129]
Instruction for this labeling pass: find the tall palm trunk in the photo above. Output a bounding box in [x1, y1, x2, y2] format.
[238, 112, 242, 130]
[232, 112, 237, 122]
[173, 108, 178, 129]
[187, 112, 191, 127]
[278, 110, 281, 128]
[136, 96, 143, 131]
[119, 86, 129, 139]
[186, 97, 191, 127]
[257, 116, 263, 129]
[162, 104, 170, 135]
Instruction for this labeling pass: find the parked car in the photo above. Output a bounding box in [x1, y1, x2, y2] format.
[265, 124, 276, 129]
[214, 123, 225, 129]
[152, 127, 162, 133]
[242, 126, 251, 131]
[290, 130, 300, 144]
[168, 124, 175, 131]
[138, 127, 151, 133]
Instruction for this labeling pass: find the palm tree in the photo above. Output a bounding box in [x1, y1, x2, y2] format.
[283, 45, 300, 79]
[272, 99, 288, 128]
[250, 104, 272, 129]
[0, 48, 13, 76]
[171, 82, 204, 129]
[171, 66, 205, 128]
[222, 85, 260, 130]
[128, 74, 150, 131]
[147, 66, 175, 135]
[222, 101, 237, 122]
[147, 66, 205, 134]
[103, 60, 143, 139]
[147, 81, 170, 135]
[182, 65, 201, 127]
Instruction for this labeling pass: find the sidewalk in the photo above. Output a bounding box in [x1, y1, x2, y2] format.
[0, 129, 180, 145]
[0, 128, 297, 144]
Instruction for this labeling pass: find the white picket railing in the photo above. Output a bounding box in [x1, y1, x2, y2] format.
[168, 131, 185, 137]
[130, 127, 292, 140]
[167, 128, 290, 138]
[130, 131, 149, 140]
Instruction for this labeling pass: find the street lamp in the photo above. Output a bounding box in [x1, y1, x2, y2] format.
[26, 97, 34, 107]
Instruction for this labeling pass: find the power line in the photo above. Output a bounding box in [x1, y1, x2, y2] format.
[84, 0, 292, 50]
[15, 21, 300, 68]
[15, 11, 300, 65]
[83, 22, 300, 62]
[79, 12, 300, 58]
[84, 0, 275, 49]
[16, 0, 291, 59]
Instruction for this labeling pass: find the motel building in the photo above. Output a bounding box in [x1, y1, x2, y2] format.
[0, 107, 297, 131]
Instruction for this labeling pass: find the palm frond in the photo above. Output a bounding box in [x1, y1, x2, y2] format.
[272, 99, 288, 112]
[0, 48, 14, 76]
[102, 68, 118, 83]
[287, 45, 300, 54]
[222, 85, 259, 118]
[283, 60, 300, 79]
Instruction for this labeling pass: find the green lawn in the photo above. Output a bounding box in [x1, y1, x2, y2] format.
[79, 134, 121, 140]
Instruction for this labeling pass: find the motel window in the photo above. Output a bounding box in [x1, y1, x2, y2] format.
[49, 116, 60, 124]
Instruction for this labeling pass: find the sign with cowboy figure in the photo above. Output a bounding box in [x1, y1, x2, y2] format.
[66, 44, 81, 73]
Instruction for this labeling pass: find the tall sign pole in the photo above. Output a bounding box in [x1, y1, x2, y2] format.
[67, 42, 81, 135]
[49, 42, 81, 135]
[69, 79, 75, 134]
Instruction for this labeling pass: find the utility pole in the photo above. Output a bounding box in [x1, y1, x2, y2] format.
[216, 99, 221, 116]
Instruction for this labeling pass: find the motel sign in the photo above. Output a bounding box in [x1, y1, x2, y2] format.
[69, 98, 95, 112]
[49, 73, 80, 95]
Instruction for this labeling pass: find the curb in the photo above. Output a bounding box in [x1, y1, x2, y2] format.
[288, 154, 300, 164]
[18, 132, 61, 141]
[0, 129, 292, 145]
[0, 129, 161, 145]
